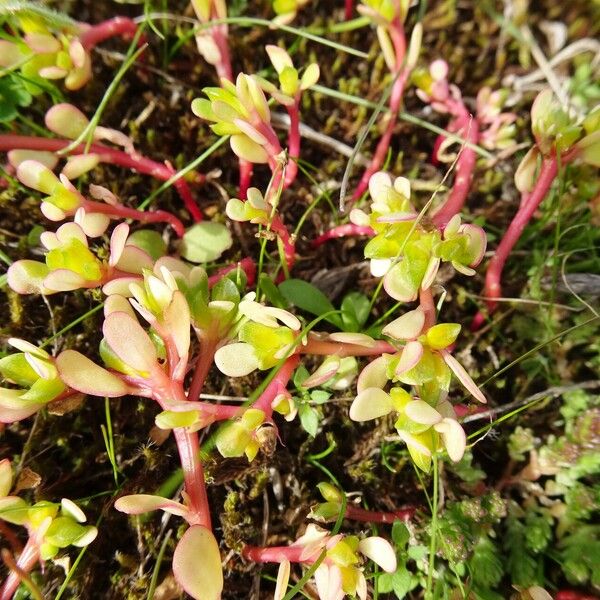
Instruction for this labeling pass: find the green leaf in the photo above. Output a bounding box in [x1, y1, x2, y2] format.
[298, 404, 319, 437]
[392, 521, 410, 548]
[259, 273, 289, 309]
[407, 545, 428, 561]
[278, 279, 341, 328]
[126, 230, 166, 260]
[180, 222, 233, 264]
[391, 566, 411, 599]
[310, 390, 331, 404]
[341, 292, 370, 332]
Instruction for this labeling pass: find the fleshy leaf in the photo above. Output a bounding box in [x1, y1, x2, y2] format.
[382, 307, 425, 341]
[440, 350, 486, 403]
[214, 343, 260, 377]
[103, 312, 158, 374]
[114, 494, 189, 517]
[181, 222, 233, 264]
[173, 525, 223, 600]
[56, 350, 130, 397]
[358, 537, 397, 573]
[349, 388, 393, 421]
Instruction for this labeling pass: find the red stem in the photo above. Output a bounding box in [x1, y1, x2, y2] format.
[345, 0, 354, 20]
[239, 159, 253, 200]
[299, 336, 396, 357]
[79, 17, 139, 51]
[0, 135, 204, 222]
[419, 287, 437, 329]
[173, 429, 211, 529]
[284, 100, 301, 188]
[242, 544, 307, 564]
[82, 199, 185, 236]
[187, 337, 218, 403]
[555, 592, 600, 600]
[253, 355, 299, 415]
[270, 214, 296, 275]
[344, 504, 415, 523]
[482, 157, 558, 314]
[312, 224, 375, 247]
[352, 22, 407, 201]
[208, 258, 257, 288]
[0, 538, 39, 600]
[211, 27, 233, 83]
[431, 114, 479, 228]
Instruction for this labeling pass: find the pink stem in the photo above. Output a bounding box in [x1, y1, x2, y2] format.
[481, 157, 558, 314]
[242, 544, 307, 564]
[0, 135, 204, 222]
[352, 22, 407, 201]
[0, 538, 39, 600]
[345, 0, 354, 19]
[208, 257, 257, 288]
[555, 592, 600, 600]
[300, 336, 396, 357]
[79, 17, 139, 51]
[211, 27, 233, 83]
[284, 100, 301, 188]
[312, 224, 375, 247]
[431, 115, 479, 228]
[344, 504, 415, 523]
[239, 159, 253, 200]
[419, 287, 437, 329]
[173, 429, 211, 529]
[252, 355, 299, 415]
[82, 199, 185, 237]
[271, 214, 296, 275]
[187, 337, 218, 403]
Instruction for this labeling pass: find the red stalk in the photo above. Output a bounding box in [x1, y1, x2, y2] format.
[242, 544, 307, 564]
[284, 99, 301, 188]
[431, 111, 479, 228]
[0, 134, 204, 222]
[344, 504, 415, 523]
[187, 337, 218, 403]
[172, 429, 211, 529]
[345, 0, 354, 20]
[352, 22, 407, 201]
[211, 28, 233, 83]
[480, 157, 558, 315]
[238, 159, 253, 200]
[419, 287, 437, 329]
[252, 355, 299, 415]
[208, 257, 257, 288]
[79, 17, 139, 51]
[0, 538, 39, 600]
[82, 199, 185, 237]
[312, 224, 375, 247]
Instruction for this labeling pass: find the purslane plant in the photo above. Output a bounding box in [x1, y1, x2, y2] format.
[242, 524, 397, 600]
[0, 11, 138, 91]
[348, 171, 486, 302]
[413, 60, 517, 227]
[191, 0, 233, 82]
[192, 56, 319, 272]
[475, 88, 600, 324]
[13, 160, 186, 235]
[0, 106, 204, 222]
[351, 0, 421, 201]
[0, 460, 97, 600]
